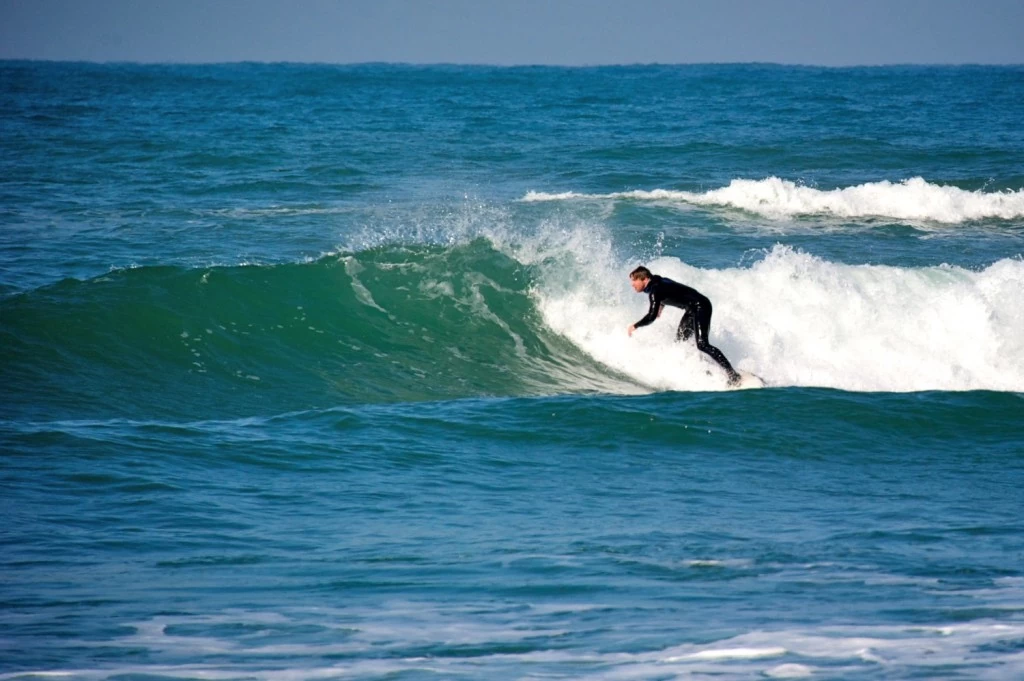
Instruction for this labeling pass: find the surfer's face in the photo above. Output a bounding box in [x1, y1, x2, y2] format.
[630, 276, 648, 293]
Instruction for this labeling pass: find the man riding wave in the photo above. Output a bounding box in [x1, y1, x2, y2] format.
[627, 265, 741, 386]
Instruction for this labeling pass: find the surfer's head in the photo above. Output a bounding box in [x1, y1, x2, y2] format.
[629, 266, 651, 292]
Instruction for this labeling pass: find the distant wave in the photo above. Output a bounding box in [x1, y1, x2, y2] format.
[523, 177, 1024, 224]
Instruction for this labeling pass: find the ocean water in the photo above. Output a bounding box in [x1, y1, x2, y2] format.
[2, 61, 1024, 680]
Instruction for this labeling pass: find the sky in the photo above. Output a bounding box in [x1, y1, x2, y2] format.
[1, 0, 1022, 66]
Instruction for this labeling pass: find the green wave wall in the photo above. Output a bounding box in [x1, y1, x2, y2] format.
[2, 240, 638, 421]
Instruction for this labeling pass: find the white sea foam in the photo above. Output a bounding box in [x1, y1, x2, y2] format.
[663, 646, 788, 662]
[523, 177, 1024, 224]
[8, 608, 1024, 681]
[534, 244, 1024, 393]
[765, 663, 815, 678]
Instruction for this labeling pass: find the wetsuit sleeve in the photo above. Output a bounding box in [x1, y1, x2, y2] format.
[634, 293, 660, 328]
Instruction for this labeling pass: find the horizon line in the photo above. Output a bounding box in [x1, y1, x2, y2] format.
[4, 58, 1024, 69]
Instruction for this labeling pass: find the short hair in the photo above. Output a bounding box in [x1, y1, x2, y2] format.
[630, 266, 652, 280]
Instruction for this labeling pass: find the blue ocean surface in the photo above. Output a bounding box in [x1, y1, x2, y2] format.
[2, 62, 1024, 680]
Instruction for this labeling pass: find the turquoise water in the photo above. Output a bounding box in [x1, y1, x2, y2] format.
[2, 62, 1024, 679]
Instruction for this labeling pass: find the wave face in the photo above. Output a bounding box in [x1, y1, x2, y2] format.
[524, 177, 1024, 223]
[0, 239, 640, 420]
[5, 228, 1023, 421]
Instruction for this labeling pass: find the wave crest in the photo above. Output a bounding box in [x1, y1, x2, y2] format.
[524, 177, 1024, 224]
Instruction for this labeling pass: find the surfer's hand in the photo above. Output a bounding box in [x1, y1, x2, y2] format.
[627, 324, 635, 337]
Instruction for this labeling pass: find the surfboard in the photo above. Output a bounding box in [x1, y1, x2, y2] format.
[732, 370, 765, 389]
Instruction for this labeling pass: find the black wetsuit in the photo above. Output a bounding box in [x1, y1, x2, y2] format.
[634, 275, 740, 381]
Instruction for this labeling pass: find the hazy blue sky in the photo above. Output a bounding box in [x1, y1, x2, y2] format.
[1, 0, 1022, 66]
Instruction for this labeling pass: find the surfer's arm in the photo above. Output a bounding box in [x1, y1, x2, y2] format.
[632, 298, 661, 330]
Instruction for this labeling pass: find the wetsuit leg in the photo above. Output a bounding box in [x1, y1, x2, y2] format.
[675, 309, 695, 342]
[692, 301, 741, 383]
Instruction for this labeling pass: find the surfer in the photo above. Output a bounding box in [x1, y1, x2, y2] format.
[627, 265, 742, 385]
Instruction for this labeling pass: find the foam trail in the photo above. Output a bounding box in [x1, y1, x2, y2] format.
[523, 177, 1024, 224]
[535, 245, 1024, 393]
